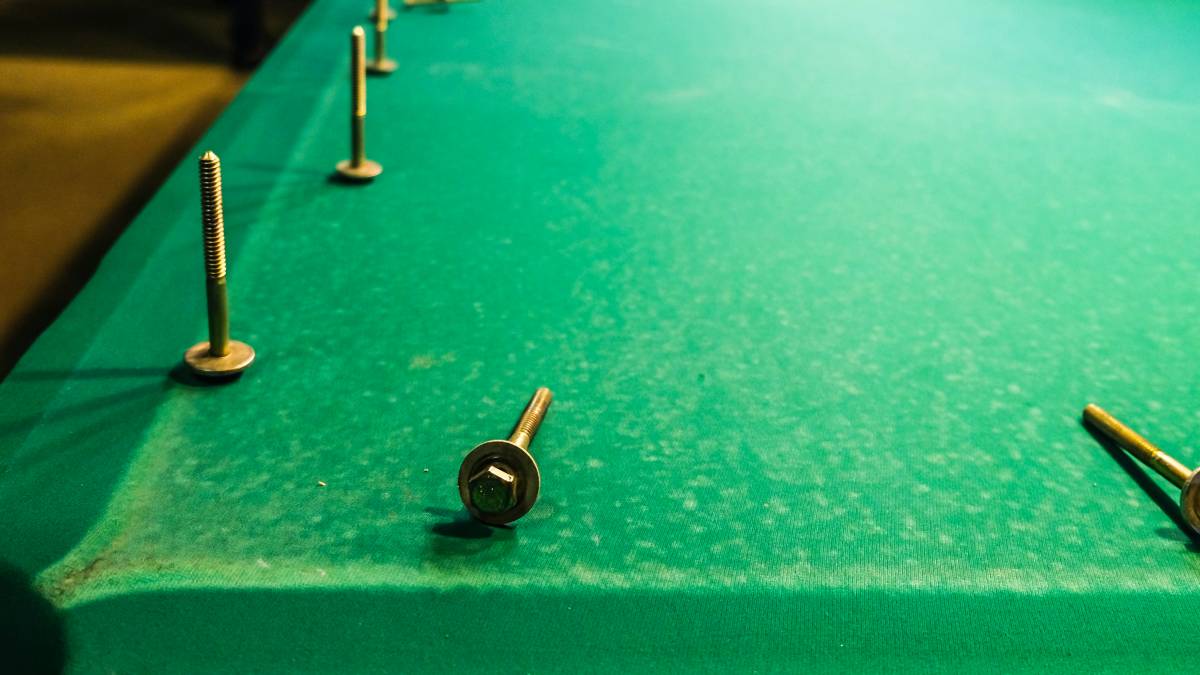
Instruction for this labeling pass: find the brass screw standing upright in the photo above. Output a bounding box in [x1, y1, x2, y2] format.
[335, 27, 383, 182]
[183, 151, 255, 377]
[458, 388, 553, 525]
[1083, 403, 1200, 533]
[367, 0, 397, 75]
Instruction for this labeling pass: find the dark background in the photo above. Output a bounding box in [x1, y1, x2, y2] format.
[0, 0, 311, 380]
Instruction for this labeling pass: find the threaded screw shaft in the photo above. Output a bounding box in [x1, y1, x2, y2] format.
[335, 26, 381, 181]
[352, 27, 366, 118]
[183, 149, 254, 376]
[369, 1, 394, 22]
[1084, 403, 1193, 488]
[351, 27, 367, 167]
[509, 387, 553, 450]
[198, 152, 227, 280]
[375, 22, 388, 66]
[372, 0, 393, 69]
[198, 151, 231, 356]
[1084, 402, 1200, 536]
[376, 0, 388, 32]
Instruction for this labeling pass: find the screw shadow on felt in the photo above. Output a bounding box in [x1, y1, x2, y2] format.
[1083, 419, 1200, 549]
[168, 362, 244, 388]
[425, 506, 509, 540]
[423, 506, 517, 565]
[424, 502, 518, 564]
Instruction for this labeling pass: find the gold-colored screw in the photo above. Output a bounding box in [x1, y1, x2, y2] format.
[183, 151, 255, 377]
[1083, 403, 1200, 533]
[367, 0, 397, 75]
[458, 387, 553, 525]
[368, 1, 396, 22]
[335, 27, 383, 182]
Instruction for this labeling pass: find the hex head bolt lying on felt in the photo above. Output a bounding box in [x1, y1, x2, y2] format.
[1083, 403, 1200, 534]
[459, 388, 553, 525]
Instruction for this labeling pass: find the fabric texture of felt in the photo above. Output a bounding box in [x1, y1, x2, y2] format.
[2, 0, 1200, 671]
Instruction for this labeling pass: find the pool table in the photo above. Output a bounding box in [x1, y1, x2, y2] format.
[3, 0, 1200, 671]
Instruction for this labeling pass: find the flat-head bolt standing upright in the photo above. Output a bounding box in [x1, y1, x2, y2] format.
[1083, 403, 1200, 534]
[335, 27, 383, 182]
[367, 0, 397, 74]
[459, 388, 553, 525]
[183, 151, 255, 377]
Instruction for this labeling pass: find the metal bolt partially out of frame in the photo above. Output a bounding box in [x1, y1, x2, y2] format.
[336, 27, 383, 182]
[459, 388, 553, 525]
[368, 0, 398, 75]
[368, 2, 396, 22]
[183, 151, 255, 378]
[1083, 403, 1200, 534]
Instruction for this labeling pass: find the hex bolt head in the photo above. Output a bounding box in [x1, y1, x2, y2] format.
[458, 388, 552, 526]
[458, 440, 540, 526]
[468, 463, 518, 514]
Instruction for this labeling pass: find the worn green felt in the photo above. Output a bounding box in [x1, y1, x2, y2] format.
[3, 0, 1200, 671]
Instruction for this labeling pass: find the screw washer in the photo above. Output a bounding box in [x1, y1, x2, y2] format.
[459, 388, 553, 525]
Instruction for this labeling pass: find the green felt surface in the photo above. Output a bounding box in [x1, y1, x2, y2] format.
[3, 0, 1200, 671]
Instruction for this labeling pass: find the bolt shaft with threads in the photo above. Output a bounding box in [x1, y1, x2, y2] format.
[1084, 403, 1193, 487]
[351, 27, 367, 167]
[370, 1, 394, 21]
[374, 0, 389, 63]
[198, 151, 231, 356]
[509, 387, 553, 449]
